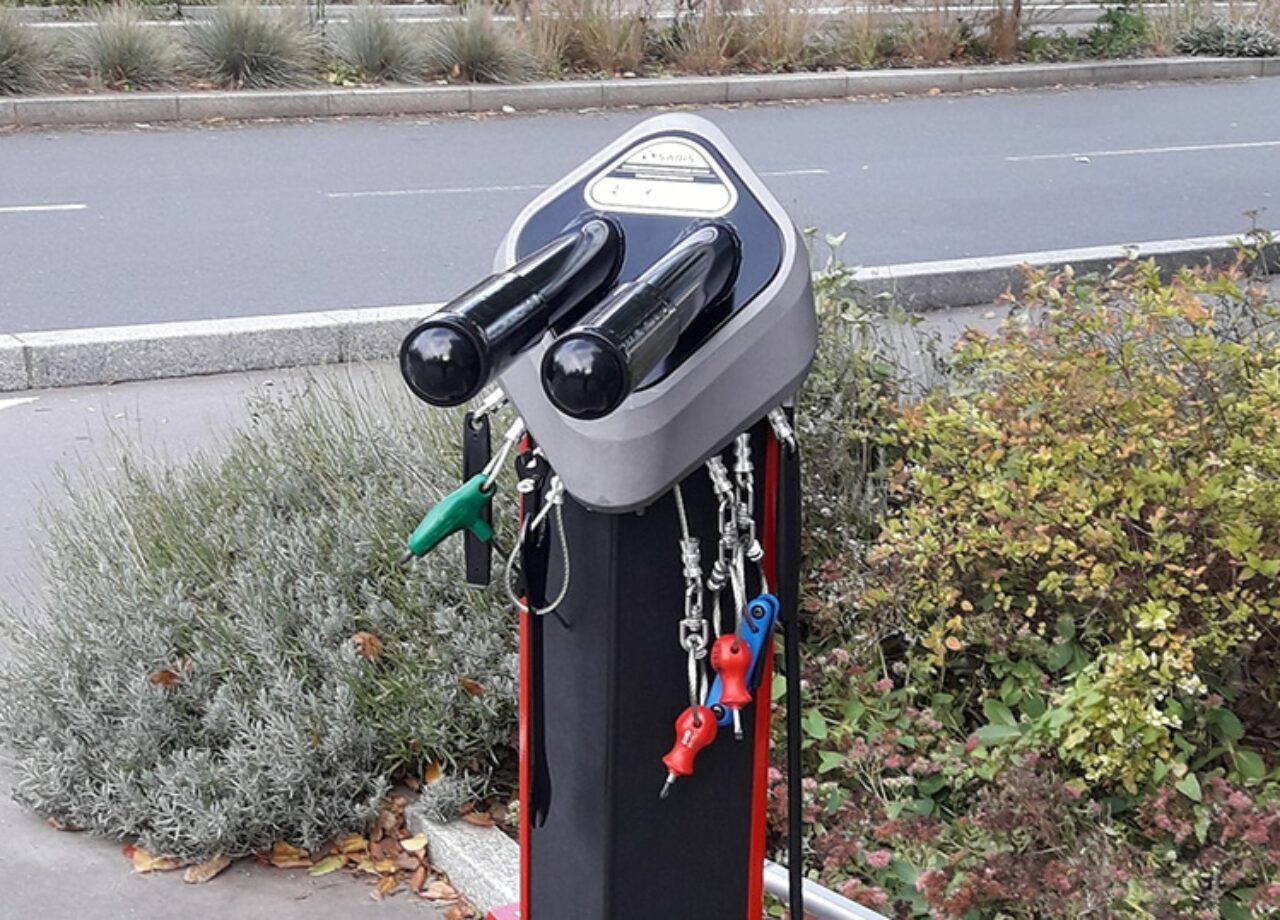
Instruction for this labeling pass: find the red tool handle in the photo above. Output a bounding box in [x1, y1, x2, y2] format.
[662, 706, 718, 779]
[710, 635, 753, 710]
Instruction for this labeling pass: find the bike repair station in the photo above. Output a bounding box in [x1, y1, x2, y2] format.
[397, 115, 875, 920]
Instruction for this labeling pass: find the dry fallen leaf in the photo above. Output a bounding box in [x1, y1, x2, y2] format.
[308, 855, 346, 877]
[423, 762, 444, 785]
[183, 854, 231, 885]
[410, 864, 427, 894]
[423, 879, 458, 901]
[395, 853, 421, 872]
[269, 841, 313, 869]
[370, 837, 402, 861]
[336, 833, 368, 856]
[371, 875, 400, 901]
[460, 812, 495, 828]
[351, 632, 384, 661]
[131, 847, 181, 874]
[45, 818, 84, 832]
[149, 669, 180, 688]
[458, 678, 485, 697]
[401, 834, 428, 854]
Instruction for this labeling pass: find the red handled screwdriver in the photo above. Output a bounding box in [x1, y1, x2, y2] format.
[710, 635, 753, 740]
[660, 705, 718, 799]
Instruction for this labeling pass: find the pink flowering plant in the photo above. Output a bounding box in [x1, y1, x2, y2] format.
[778, 242, 1280, 919]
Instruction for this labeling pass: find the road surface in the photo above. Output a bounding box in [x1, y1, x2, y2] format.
[1, 77, 1279, 333]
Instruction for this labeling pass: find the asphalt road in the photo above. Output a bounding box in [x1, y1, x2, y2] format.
[2, 77, 1279, 333]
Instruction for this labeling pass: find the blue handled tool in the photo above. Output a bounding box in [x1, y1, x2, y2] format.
[705, 593, 780, 728]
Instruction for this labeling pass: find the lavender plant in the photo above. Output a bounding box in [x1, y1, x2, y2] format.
[0, 372, 517, 862]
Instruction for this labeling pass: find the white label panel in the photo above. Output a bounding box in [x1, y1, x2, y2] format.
[584, 137, 738, 219]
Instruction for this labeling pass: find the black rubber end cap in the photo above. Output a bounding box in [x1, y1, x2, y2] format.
[541, 334, 628, 420]
[400, 322, 486, 407]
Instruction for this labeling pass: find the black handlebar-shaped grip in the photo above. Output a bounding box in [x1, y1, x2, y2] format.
[540, 221, 741, 421]
[400, 216, 625, 407]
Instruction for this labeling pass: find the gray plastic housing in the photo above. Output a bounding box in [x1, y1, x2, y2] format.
[495, 114, 816, 513]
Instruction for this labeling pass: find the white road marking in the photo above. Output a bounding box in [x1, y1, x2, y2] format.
[1007, 139, 1280, 162]
[328, 183, 549, 199]
[0, 203, 88, 214]
[0, 397, 38, 412]
[326, 168, 828, 199]
[760, 168, 829, 177]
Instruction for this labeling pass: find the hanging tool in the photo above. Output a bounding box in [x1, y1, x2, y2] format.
[503, 473, 569, 617]
[401, 417, 524, 564]
[709, 635, 752, 732]
[515, 447, 556, 828]
[462, 389, 508, 587]
[706, 593, 780, 730]
[660, 705, 718, 800]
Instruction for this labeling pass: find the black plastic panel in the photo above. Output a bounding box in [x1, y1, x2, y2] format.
[526, 426, 776, 919]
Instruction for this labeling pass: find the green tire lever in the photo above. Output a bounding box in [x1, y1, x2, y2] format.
[402, 474, 496, 563]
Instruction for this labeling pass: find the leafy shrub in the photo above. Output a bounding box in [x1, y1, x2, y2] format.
[187, 2, 319, 88]
[899, 5, 966, 65]
[333, 4, 426, 83]
[786, 254, 1280, 919]
[812, 13, 899, 70]
[0, 7, 49, 94]
[1018, 27, 1082, 62]
[1177, 18, 1280, 56]
[519, 7, 574, 77]
[72, 3, 178, 90]
[551, 0, 647, 75]
[429, 6, 530, 83]
[739, 0, 814, 70]
[1086, 0, 1149, 57]
[0, 375, 517, 862]
[662, 8, 743, 75]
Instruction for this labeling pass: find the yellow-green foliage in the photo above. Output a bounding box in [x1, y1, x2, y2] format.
[862, 257, 1280, 793]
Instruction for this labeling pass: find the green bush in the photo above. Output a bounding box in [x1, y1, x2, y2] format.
[1177, 18, 1280, 56]
[429, 6, 530, 83]
[789, 252, 1280, 918]
[1086, 0, 1149, 57]
[72, 3, 178, 90]
[334, 4, 426, 84]
[0, 375, 517, 862]
[0, 8, 49, 94]
[187, 2, 318, 88]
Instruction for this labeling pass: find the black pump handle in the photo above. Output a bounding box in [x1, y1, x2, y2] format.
[400, 215, 625, 408]
[539, 221, 741, 421]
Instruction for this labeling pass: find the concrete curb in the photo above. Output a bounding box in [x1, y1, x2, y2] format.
[404, 804, 519, 914]
[2, 304, 429, 392]
[854, 234, 1280, 309]
[3, 235, 1275, 393]
[4, 57, 1276, 128]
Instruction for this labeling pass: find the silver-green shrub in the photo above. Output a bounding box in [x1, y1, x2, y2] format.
[72, 3, 179, 90]
[187, 1, 319, 88]
[0, 373, 517, 861]
[0, 8, 48, 95]
[429, 6, 531, 83]
[1177, 18, 1280, 56]
[335, 4, 427, 84]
